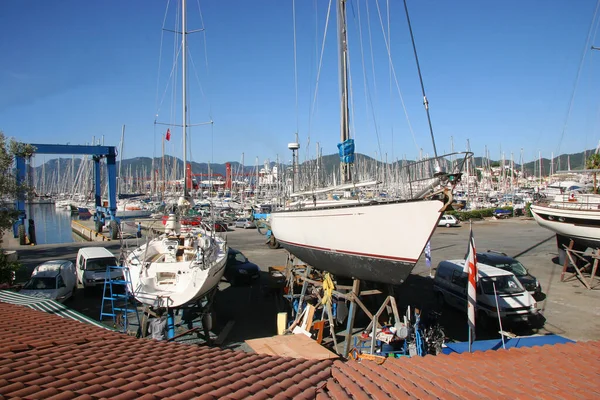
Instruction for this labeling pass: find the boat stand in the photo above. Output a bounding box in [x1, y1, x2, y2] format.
[140, 287, 219, 343]
[280, 255, 402, 357]
[561, 240, 600, 290]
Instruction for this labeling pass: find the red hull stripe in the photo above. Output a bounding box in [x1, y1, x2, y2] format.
[279, 239, 418, 263]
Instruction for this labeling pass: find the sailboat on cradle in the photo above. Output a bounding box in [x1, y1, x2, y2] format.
[270, 0, 470, 285]
[123, 0, 228, 308]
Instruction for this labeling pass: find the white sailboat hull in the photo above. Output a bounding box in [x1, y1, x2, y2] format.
[271, 199, 445, 284]
[124, 235, 227, 307]
[531, 202, 600, 248]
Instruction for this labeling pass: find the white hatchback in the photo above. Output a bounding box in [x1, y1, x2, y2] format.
[438, 214, 460, 227]
[20, 260, 77, 303]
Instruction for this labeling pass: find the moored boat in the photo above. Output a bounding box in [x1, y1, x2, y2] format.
[121, 0, 227, 308]
[530, 192, 600, 249]
[270, 0, 468, 285]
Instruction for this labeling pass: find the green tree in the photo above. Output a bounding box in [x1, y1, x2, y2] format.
[0, 131, 34, 285]
[586, 153, 600, 194]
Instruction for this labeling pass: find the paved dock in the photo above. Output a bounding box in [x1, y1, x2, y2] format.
[2, 217, 599, 352]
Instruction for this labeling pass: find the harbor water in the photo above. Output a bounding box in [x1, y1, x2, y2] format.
[24, 204, 140, 245]
[26, 204, 82, 245]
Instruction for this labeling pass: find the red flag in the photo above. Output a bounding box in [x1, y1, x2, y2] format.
[463, 223, 478, 341]
[165, 129, 171, 141]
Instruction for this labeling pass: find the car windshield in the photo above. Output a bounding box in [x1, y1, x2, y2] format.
[480, 275, 525, 295]
[235, 253, 247, 263]
[491, 261, 528, 276]
[23, 277, 56, 290]
[86, 257, 118, 271]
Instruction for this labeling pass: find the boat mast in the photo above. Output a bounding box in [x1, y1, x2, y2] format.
[182, 0, 189, 197]
[337, 0, 351, 184]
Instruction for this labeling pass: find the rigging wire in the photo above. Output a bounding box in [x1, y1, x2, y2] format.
[365, 0, 379, 118]
[556, 0, 600, 157]
[400, 0, 439, 160]
[154, 0, 172, 160]
[308, 0, 333, 148]
[355, 0, 380, 159]
[556, 0, 600, 154]
[196, 0, 213, 120]
[387, 0, 393, 165]
[373, 0, 420, 155]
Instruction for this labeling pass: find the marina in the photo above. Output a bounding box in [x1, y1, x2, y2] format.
[4, 217, 599, 346]
[1, 0, 600, 398]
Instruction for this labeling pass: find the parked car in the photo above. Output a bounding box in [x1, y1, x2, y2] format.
[76, 247, 121, 290]
[476, 251, 542, 297]
[438, 215, 460, 227]
[224, 248, 260, 286]
[235, 218, 256, 229]
[493, 208, 511, 219]
[214, 221, 228, 232]
[20, 260, 77, 302]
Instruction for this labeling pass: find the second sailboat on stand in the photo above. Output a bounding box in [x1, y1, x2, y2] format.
[123, 0, 228, 308]
[271, 0, 470, 285]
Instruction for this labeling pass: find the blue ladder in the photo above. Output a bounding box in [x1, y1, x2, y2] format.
[100, 265, 141, 335]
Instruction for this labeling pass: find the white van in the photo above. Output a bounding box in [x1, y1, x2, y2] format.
[433, 259, 539, 326]
[75, 247, 121, 289]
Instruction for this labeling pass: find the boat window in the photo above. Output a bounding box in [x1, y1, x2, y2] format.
[23, 277, 56, 290]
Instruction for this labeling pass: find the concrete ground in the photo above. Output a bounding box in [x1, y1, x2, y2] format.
[3, 217, 599, 354]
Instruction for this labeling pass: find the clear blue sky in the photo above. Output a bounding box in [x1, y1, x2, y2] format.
[1, 0, 598, 167]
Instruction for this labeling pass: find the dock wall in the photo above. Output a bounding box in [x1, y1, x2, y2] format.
[71, 221, 110, 242]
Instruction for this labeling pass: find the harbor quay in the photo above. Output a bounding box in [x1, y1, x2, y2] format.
[3, 217, 599, 349]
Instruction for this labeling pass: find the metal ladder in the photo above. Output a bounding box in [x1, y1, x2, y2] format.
[100, 265, 141, 335]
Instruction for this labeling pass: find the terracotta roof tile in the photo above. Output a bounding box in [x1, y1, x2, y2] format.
[319, 340, 600, 400]
[4, 301, 598, 400]
[45, 391, 79, 400]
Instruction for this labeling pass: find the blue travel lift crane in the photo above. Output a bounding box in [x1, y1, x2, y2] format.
[14, 143, 120, 244]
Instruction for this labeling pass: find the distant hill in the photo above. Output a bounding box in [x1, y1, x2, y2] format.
[31, 148, 598, 191]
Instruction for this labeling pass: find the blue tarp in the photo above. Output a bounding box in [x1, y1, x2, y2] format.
[337, 139, 355, 164]
[442, 334, 574, 354]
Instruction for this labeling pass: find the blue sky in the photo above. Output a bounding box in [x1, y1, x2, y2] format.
[1, 0, 599, 167]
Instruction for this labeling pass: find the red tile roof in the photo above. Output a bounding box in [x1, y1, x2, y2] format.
[317, 340, 600, 399]
[3, 300, 599, 400]
[0, 302, 332, 399]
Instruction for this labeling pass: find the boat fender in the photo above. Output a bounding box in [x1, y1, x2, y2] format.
[438, 188, 453, 212]
[199, 236, 211, 250]
[394, 322, 409, 339]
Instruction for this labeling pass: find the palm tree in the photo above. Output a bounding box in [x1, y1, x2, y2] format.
[585, 153, 600, 193]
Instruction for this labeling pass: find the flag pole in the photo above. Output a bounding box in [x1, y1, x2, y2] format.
[493, 281, 506, 349]
[464, 220, 477, 353]
[468, 325, 472, 353]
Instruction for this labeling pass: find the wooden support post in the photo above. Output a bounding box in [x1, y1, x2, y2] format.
[589, 256, 599, 289]
[342, 279, 360, 357]
[292, 265, 312, 325]
[561, 240, 574, 282]
[325, 301, 338, 350]
[388, 285, 401, 324]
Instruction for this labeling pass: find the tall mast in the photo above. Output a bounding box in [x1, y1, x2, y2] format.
[337, 0, 351, 183]
[118, 125, 125, 197]
[182, 0, 188, 197]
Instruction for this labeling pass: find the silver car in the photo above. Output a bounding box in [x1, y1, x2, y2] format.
[235, 219, 255, 229]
